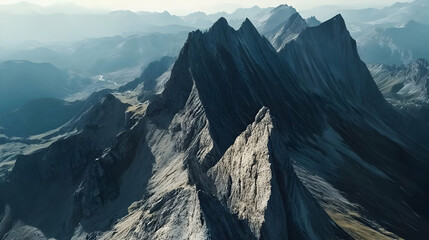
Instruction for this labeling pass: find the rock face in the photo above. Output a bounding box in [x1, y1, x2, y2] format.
[1, 13, 429, 240]
[209, 108, 281, 238]
[280, 14, 385, 108]
[208, 108, 348, 239]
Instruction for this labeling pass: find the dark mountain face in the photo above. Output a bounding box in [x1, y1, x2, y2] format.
[280, 15, 385, 108]
[174, 15, 429, 239]
[165, 17, 324, 161]
[1, 13, 429, 240]
[301, 1, 429, 66]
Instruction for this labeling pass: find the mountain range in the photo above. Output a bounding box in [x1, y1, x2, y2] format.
[1, 32, 188, 76]
[0, 4, 317, 79]
[0, 60, 90, 115]
[369, 58, 429, 123]
[302, 0, 429, 25]
[3, 1, 428, 67]
[1, 10, 428, 240]
[355, 20, 429, 65]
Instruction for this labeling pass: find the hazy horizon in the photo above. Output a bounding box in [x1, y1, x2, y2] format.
[0, 0, 414, 15]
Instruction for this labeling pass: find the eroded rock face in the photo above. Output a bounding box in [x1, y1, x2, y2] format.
[209, 108, 286, 238]
[209, 108, 349, 239]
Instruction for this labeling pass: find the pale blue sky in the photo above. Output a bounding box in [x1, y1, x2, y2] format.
[0, 0, 413, 15]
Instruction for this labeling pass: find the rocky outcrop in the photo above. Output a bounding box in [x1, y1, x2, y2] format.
[305, 16, 321, 27]
[209, 107, 349, 239]
[209, 108, 287, 238]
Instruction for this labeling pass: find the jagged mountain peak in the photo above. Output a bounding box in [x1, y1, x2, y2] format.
[210, 16, 229, 29]
[296, 14, 351, 46]
[319, 14, 347, 35]
[288, 12, 304, 22]
[238, 18, 261, 36]
[271, 4, 295, 13]
[204, 17, 261, 39]
[184, 17, 266, 55]
[240, 17, 253, 28]
[254, 106, 271, 124]
[306, 16, 321, 27]
[258, 4, 298, 35]
[279, 13, 386, 108]
[267, 12, 308, 51]
[157, 14, 321, 158]
[199, 17, 238, 43]
[208, 106, 350, 239]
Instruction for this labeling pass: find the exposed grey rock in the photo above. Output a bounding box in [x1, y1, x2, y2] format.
[209, 108, 287, 238]
[209, 107, 348, 239]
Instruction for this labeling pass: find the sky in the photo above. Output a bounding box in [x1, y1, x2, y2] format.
[0, 0, 413, 15]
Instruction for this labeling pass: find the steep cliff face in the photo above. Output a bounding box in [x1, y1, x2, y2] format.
[279, 15, 429, 239]
[280, 15, 385, 108]
[1, 13, 429, 240]
[209, 108, 349, 239]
